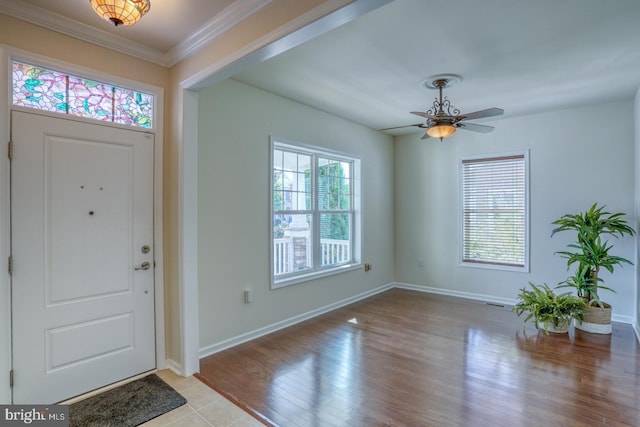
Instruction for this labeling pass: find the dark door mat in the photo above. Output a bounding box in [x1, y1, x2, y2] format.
[69, 374, 187, 427]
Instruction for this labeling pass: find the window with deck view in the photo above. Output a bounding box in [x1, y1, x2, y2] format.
[272, 140, 360, 287]
[461, 152, 528, 270]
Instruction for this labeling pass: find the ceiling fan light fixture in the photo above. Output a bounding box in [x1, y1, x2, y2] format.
[427, 124, 456, 140]
[384, 74, 504, 139]
[90, 0, 151, 27]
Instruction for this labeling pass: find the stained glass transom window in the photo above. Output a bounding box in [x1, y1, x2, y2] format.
[11, 61, 153, 129]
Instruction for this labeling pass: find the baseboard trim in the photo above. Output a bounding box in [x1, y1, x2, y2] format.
[395, 282, 636, 326]
[199, 283, 394, 359]
[164, 359, 184, 377]
[393, 282, 518, 307]
[612, 314, 635, 324]
[199, 282, 640, 360]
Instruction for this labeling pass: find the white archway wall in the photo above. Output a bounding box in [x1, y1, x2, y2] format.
[171, 0, 392, 374]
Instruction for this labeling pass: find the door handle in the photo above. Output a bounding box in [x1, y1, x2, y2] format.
[135, 261, 151, 271]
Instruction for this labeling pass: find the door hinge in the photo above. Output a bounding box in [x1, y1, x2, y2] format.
[8, 256, 13, 275]
[8, 140, 13, 160]
[9, 370, 13, 388]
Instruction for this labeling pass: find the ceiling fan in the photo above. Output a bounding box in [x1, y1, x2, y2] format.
[381, 74, 504, 141]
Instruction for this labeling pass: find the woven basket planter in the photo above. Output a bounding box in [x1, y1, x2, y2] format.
[574, 300, 612, 334]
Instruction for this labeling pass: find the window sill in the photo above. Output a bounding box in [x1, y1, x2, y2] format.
[460, 261, 529, 273]
[272, 263, 362, 289]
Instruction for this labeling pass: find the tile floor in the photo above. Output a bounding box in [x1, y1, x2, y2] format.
[141, 370, 264, 427]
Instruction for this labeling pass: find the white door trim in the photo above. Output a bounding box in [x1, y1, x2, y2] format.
[0, 48, 11, 405]
[0, 46, 165, 403]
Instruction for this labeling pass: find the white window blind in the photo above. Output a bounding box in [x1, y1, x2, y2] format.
[461, 154, 527, 268]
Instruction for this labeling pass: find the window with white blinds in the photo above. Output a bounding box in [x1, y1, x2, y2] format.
[461, 153, 528, 270]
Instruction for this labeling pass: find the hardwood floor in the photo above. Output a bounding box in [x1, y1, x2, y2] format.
[196, 289, 640, 426]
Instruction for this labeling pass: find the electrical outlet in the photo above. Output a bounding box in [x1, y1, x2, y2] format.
[417, 258, 424, 268]
[244, 290, 253, 303]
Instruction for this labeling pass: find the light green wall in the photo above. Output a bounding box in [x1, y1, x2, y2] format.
[197, 79, 394, 349]
[394, 99, 636, 320]
[197, 80, 637, 349]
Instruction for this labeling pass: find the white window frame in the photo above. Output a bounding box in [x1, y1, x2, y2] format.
[270, 138, 361, 288]
[459, 151, 529, 272]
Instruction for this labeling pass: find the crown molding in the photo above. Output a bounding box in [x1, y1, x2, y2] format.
[0, 0, 166, 64]
[0, 0, 272, 68]
[163, 0, 271, 67]
[185, 0, 393, 90]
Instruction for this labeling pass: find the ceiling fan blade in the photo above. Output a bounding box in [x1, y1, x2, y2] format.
[380, 123, 425, 131]
[457, 107, 504, 121]
[410, 111, 436, 119]
[456, 122, 495, 133]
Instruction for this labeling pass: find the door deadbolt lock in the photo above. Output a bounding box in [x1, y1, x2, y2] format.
[135, 262, 151, 271]
[141, 245, 151, 254]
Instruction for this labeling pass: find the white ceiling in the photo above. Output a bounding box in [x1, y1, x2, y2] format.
[11, 0, 236, 51]
[2, 0, 640, 136]
[233, 0, 640, 135]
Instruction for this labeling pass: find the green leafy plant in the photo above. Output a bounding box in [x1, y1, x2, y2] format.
[556, 264, 610, 300]
[551, 203, 634, 305]
[513, 283, 585, 334]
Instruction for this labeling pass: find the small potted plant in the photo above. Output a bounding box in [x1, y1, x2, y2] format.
[513, 283, 585, 334]
[551, 203, 635, 334]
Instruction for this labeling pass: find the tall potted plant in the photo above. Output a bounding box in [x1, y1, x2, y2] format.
[551, 203, 635, 334]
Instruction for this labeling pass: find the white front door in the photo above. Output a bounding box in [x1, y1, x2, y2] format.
[10, 111, 155, 403]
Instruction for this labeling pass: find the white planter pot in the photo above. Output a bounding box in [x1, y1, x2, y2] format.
[537, 319, 570, 333]
[573, 319, 612, 334]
